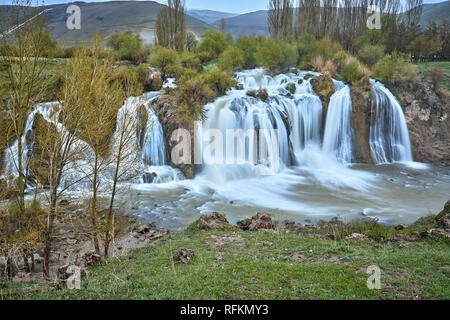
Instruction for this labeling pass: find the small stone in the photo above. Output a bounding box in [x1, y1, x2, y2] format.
[345, 233, 368, 240]
[82, 252, 102, 267]
[395, 224, 407, 230]
[174, 249, 194, 264]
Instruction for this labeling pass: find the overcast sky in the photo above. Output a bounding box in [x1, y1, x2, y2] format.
[1, 0, 446, 14]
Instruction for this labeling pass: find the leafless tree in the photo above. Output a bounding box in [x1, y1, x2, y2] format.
[156, 0, 186, 51]
[268, 0, 294, 40]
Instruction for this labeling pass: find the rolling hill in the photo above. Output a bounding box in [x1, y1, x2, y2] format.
[1, 1, 215, 45]
[420, 1, 450, 26]
[213, 10, 269, 37]
[186, 9, 239, 25]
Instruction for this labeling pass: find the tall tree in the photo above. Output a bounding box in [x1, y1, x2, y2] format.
[268, 0, 294, 40]
[155, 0, 186, 51]
[0, 0, 51, 275]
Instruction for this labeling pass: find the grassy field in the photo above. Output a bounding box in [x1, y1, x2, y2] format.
[5, 214, 449, 300]
[416, 61, 450, 90]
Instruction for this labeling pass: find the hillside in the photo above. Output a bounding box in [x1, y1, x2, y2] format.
[214, 10, 269, 37]
[1, 1, 215, 45]
[186, 9, 239, 25]
[420, 1, 450, 26]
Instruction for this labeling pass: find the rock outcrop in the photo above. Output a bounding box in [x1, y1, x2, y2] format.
[350, 86, 374, 164]
[311, 73, 335, 121]
[398, 81, 449, 166]
[155, 92, 195, 178]
[197, 213, 231, 230]
[237, 213, 274, 231]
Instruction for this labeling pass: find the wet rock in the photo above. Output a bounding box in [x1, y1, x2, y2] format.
[81, 252, 102, 267]
[198, 213, 231, 230]
[235, 83, 244, 90]
[238, 213, 273, 231]
[142, 172, 157, 184]
[174, 249, 194, 264]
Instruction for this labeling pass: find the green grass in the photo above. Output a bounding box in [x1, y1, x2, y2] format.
[7, 218, 450, 300]
[416, 61, 450, 90]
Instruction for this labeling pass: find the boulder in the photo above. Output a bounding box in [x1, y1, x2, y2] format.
[238, 213, 274, 231]
[197, 213, 230, 230]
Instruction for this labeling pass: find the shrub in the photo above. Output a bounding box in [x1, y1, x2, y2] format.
[341, 61, 362, 84]
[197, 30, 228, 57]
[354, 29, 385, 51]
[316, 37, 342, 60]
[113, 66, 143, 96]
[323, 60, 337, 77]
[148, 47, 179, 78]
[296, 32, 318, 69]
[255, 38, 284, 71]
[195, 51, 215, 64]
[255, 37, 298, 72]
[279, 41, 298, 72]
[206, 67, 237, 95]
[332, 50, 348, 71]
[175, 75, 215, 125]
[180, 55, 203, 72]
[373, 52, 417, 87]
[219, 46, 245, 71]
[106, 30, 145, 63]
[358, 44, 385, 68]
[236, 36, 258, 69]
[311, 55, 325, 72]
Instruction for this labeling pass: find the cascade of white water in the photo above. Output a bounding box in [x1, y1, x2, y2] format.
[2, 91, 182, 187]
[369, 79, 413, 164]
[112, 91, 183, 184]
[198, 69, 324, 183]
[3, 103, 58, 178]
[322, 81, 354, 164]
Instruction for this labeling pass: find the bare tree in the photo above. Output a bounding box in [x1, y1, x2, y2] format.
[156, 0, 186, 51]
[268, 0, 294, 40]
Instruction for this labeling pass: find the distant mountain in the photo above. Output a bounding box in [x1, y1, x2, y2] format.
[186, 9, 239, 25]
[420, 1, 450, 26]
[0, 1, 215, 45]
[214, 10, 269, 37]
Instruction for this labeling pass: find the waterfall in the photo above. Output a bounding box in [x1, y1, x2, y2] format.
[322, 81, 354, 164]
[198, 69, 324, 183]
[113, 91, 184, 184]
[369, 79, 413, 164]
[1, 69, 416, 192]
[2, 91, 183, 187]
